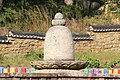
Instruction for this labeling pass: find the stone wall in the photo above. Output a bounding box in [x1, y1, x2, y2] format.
[1, 30, 120, 54]
[0, 38, 44, 54]
[74, 31, 120, 53]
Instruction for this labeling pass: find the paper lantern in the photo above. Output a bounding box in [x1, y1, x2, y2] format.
[118, 69, 120, 74]
[94, 69, 99, 74]
[84, 68, 89, 74]
[10, 68, 15, 73]
[0, 67, 4, 73]
[104, 68, 108, 74]
[18, 68, 21, 73]
[98, 69, 102, 74]
[109, 69, 112, 74]
[109, 68, 114, 74]
[15, 68, 18, 73]
[89, 68, 94, 74]
[30, 68, 36, 73]
[26, 68, 30, 73]
[21, 68, 26, 73]
[7, 68, 10, 73]
[113, 69, 118, 74]
[4, 68, 8, 73]
[99, 69, 104, 74]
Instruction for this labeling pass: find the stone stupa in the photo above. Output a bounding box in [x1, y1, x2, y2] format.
[31, 13, 88, 70]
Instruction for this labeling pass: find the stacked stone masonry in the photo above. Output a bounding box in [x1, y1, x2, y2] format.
[75, 25, 120, 53]
[74, 32, 120, 53]
[0, 38, 44, 54]
[0, 25, 120, 54]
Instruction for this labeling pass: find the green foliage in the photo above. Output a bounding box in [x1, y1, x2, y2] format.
[75, 53, 100, 68]
[116, 13, 120, 17]
[24, 51, 44, 60]
[82, 54, 100, 68]
[0, 7, 23, 28]
[102, 60, 120, 68]
[118, 3, 120, 8]
[2, 7, 17, 22]
[0, 0, 119, 32]
[1, 0, 104, 18]
[75, 52, 120, 68]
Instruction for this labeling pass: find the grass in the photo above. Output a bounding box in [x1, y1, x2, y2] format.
[0, 51, 43, 67]
[0, 50, 120, 68]
[75, 51, 120, 62]
[75, 50, 120, 68]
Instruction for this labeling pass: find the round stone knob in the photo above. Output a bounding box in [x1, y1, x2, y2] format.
[52, 12, 66, 26]
[54, 13, 63, 19]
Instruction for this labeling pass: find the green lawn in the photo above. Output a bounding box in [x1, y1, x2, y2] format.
[75, 51, 120, 68]
[0, 50, 120, 68]
[0, 51, 43, 67]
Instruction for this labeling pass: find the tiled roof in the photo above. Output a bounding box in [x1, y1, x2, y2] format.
[89, 25, 120, 32]
[0, 35, 11, 43]
[8, 31, 45, 39]
[72, 33, 92, 40]
[8, 31, 92, 41]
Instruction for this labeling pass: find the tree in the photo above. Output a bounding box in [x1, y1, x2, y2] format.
[77, 0, 104, 16]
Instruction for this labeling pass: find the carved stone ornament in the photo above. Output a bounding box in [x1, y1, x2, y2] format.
[31, 61, 88, 70]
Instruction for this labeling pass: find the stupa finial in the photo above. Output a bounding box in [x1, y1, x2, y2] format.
[52, 12, 66, 26]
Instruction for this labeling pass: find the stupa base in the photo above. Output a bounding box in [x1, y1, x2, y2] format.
[30, 61, 88, 70]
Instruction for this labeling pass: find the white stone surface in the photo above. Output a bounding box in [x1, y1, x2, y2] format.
[44, 26, 74, 61]
[35, 69, 85, 76]
[54, 13, 63, 19]
[52, 19, 66, 26]
[44, 13, 74, 61]
[52, 12, 66, 26]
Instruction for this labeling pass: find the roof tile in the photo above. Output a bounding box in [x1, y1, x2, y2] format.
[90, 25, 120, 32]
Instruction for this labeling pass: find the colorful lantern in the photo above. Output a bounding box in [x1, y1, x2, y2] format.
[94, 69, 99, 74]
[109, 69, 112, 74]
[26, 68, 30, 73]
[10, 67, 15, 73]
[99, 69, 104, 74]
[84, 68, 89, 74]
[89, 68, 94, 74]
[30, 68, 36, 73]
[104, 68, 108, 74]
[21, 68, 26, 73]
[118, 69, 120, 74]
[113, 69, 118, 74]
[0, 67, 4, 73]
[7, 68, 10, 73]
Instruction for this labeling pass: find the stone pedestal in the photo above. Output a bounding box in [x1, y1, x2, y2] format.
[31, 61, 88, 70]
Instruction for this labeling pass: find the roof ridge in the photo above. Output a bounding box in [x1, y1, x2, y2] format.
[89, 25, 120, 32]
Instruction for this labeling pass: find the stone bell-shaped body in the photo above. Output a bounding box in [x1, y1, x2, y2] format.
[44, 13, 74, 61]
